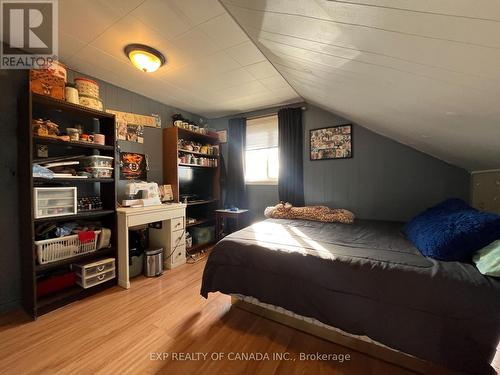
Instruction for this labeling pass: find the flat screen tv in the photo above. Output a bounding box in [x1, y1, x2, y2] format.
[178, 166, 212, 200]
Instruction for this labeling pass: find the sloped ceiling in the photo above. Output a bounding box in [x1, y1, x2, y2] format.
[221, 0, 500, 171]
[57, 0, 300, 119]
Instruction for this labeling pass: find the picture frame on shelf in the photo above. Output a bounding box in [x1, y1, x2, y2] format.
[217, 130, 227, 143]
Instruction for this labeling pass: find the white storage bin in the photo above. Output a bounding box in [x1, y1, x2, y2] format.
[34, 187, 77, 219]
[82, 166, 113, 178]
[72, 258, 115, 289]
[35, 230, 101, 264]
[79, 156, 114, 168]
[72, 257, 115, 278]
[76, 269, 115, 289]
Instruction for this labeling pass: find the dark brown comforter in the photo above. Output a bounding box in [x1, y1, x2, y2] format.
[201, 219, 500, 374]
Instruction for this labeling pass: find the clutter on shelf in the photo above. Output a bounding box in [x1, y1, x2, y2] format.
[172, 113, 216, 136]
[37, 269, 77, 298]
[178, 154, 218, 167]
[77, 196, 103, 212]
[33, 155, 114, 179]
[35, 220, 103, 241]
[178, 139, 219, 155]
[34, 220, 112, 265]
[33, 119, 60, 137]
[28, 59, 106, 113]
[177, 138, 219, 167]
[30, 60, 67, 100]
[32, 118, 107, 146]
[74, 77, 104, 111]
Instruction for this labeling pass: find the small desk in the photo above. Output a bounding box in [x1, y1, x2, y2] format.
[117, 203, 186, 289]
[215, 209, 249, 241]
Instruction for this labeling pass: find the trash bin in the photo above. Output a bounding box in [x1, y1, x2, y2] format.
[129, 249, 143, 278]
[144, 248, 163, 277]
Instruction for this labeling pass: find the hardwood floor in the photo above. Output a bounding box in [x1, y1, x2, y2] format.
[0, 258, 494, 374]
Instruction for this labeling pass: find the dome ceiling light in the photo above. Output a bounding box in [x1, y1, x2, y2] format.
[124, 44, 166, 73]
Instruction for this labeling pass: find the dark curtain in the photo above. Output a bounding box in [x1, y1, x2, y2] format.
[219, 152, 227, 208]
[278, 107, 304, 206]
[226, 118, 248, 208]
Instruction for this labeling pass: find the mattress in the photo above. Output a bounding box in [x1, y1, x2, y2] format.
[201, 219, 500, 373]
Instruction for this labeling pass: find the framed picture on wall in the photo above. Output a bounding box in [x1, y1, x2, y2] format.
[310, 124, 352, 160]
[120, 152, 147, 180]
[217, 130, 227, 143]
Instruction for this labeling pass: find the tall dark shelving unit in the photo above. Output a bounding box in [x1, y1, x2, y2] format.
[163, 126, 220, 253]
[18, 92, 117, 319]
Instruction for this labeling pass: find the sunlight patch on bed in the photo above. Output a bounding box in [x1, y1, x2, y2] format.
[247, 221, 333, 258]
[289, 226, 332, 259]
[251, 222, 306, 254]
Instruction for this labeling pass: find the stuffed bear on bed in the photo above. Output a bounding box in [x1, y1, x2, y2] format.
[264, 202, 355, 224]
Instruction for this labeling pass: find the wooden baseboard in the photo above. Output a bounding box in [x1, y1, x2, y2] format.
[231, 297, 457, 375]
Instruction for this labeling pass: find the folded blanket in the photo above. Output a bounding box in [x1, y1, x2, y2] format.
[264, 202, 354, 224]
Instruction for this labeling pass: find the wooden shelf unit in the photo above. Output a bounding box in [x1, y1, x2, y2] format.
[33, 135, 115, 150]
[186, 199, 219, 206]
[178, 149, 219, 158]
[187, 240, 217, 254]
[163, 126, 220, 203]
[18, 91, 118, 319]
[163, 126, 220, 253]
[178, 163, 217, 169]
[186, 218, 215, 228]
[34, 177, 115, 184]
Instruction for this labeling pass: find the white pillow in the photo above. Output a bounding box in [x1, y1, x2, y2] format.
[473, 240, 500, 277]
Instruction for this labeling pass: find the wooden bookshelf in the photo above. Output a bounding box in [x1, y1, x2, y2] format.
[18, 91, 118, 319]
[178, 163, 217, 169]
[163, 126, 220, 253]
[33, 135, 115, 150]
[178, 149, 219, 158]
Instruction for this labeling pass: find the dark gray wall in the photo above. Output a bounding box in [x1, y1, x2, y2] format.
[302, 106, 470, 221]
[0, 70, 205, 313]
[209, 104, 470, 223]
[0, 69, 26, 313]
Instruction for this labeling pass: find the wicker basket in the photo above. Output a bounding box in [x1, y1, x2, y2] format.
[35, 231, 101, 265]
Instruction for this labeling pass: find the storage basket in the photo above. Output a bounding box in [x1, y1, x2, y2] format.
[35, 230, 101, 264]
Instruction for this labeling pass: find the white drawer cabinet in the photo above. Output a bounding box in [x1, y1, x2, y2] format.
[149, 216, 187, 270]
[171, 216, 184, 232]
[117, 204, 187, 289]
[171, 229, 185, 248]
[77, 269, 115, 289]
[72, 258, 116, 289]
[170, 244, 186, 267]
[34, 187, 77, 219]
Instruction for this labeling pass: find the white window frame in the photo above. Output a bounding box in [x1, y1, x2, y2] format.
[244, 115, 279, 186]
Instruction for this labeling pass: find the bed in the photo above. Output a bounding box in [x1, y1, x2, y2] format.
[201, 218, 500, 374]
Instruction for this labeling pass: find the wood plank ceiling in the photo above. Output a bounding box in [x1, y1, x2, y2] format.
[222, 0, 500, 171]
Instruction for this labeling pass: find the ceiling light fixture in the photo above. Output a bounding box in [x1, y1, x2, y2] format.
[124, 44, 166, 73]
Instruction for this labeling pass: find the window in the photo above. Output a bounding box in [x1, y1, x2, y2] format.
[245, 114, 279, 184]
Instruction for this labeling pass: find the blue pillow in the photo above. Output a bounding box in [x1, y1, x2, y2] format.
[404, 199, 500, 261]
